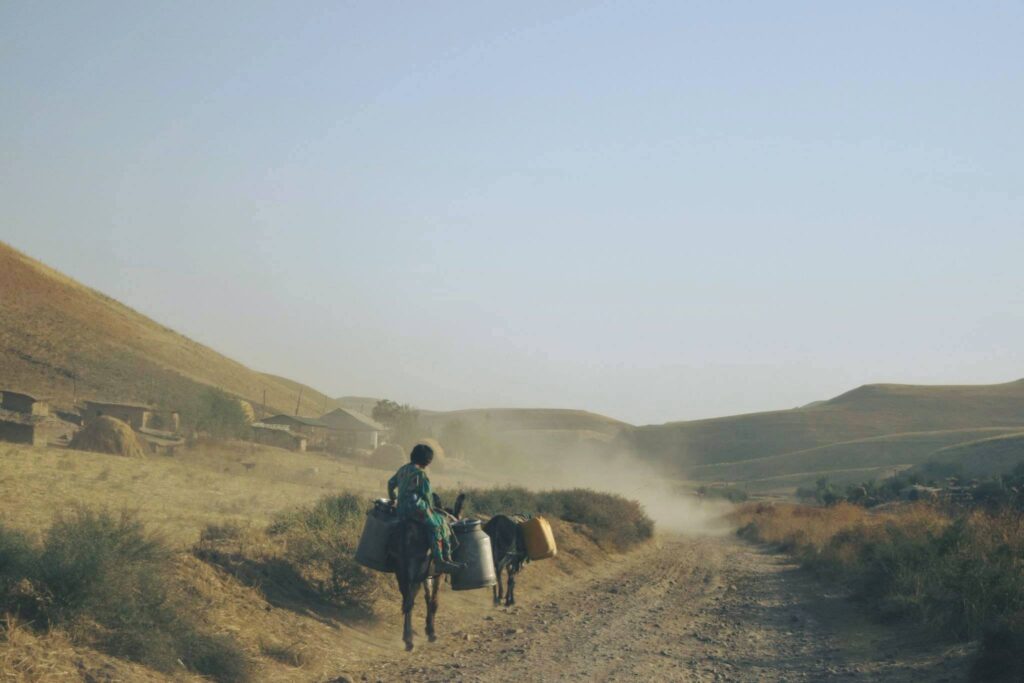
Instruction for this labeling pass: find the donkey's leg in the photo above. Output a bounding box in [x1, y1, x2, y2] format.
[425, 577, 440, 642]
[495, 565, 505, 606]
[402, 577, 422, 651]
[506, 568, 516, 607]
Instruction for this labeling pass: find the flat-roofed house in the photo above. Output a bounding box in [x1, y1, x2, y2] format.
[0, 391, 57, 447]
[318, 408, 386, 450]
[251, 422, 307, 452]
[81, 400, 180, 433]
[0, 412, 48, 447]
[1, 391, 49, 416]
[261, 414, 330, 449]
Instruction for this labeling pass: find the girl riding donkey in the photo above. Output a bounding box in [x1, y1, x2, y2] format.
[387, 443, 463, 573]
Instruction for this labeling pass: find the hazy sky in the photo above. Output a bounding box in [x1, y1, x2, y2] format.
[2, 2, 1022, 425]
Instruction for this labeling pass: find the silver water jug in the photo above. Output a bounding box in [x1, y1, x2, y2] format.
[355, 499, 398, 572]
[450, 519, 497, 591]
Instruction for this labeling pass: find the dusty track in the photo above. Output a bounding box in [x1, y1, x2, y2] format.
[343, 535, 969, 682]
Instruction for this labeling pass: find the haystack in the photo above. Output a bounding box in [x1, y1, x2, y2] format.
[370, 443, 405, 469]
[417, 437, 446, 464]
[70, 416, 145, 458]
[236, 399, 256, 423]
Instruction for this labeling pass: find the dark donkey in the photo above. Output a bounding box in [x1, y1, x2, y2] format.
[387, 492, 465, 651]
[483, 514, 529, 607]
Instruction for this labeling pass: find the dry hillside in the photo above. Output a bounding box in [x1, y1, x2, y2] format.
[627, 380, 1024, 471]
[420, 407, 629, 436]
[919, 431, 1024, 478]
[0, 241, 336, 415]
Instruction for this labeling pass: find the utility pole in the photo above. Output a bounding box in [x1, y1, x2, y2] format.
[261, 388, 267, 419]
[295, 387, 303, 416]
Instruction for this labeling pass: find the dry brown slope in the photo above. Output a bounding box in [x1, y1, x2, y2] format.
[627, 379, 1024, 472]
[420, 407, 631, 435]
[0, 241, 334, 414]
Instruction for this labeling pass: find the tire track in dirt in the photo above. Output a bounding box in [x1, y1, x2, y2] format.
[341, 535, 969, 682]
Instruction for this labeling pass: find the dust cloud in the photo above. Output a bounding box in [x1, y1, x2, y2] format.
[489, 446, 735, 537]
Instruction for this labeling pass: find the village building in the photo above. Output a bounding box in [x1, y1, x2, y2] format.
[1, 391, 49, 416]
[0, 390, 71, 447]
[251, 422, 308, 452]
[0, 412, 49, 447]
[261, 414, 330, 449]
[318, 408, 386, 450]
[81, 400, 180, 433]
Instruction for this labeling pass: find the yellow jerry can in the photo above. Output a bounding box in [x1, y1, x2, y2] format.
[520, 515, 557, 560]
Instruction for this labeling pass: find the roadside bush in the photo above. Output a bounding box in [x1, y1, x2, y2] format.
[265, 493, 386, 615]
[450, 486, 654, 551]
[0, 509, 249, 682]
[696, 485, 749, 503]
[733, 501, 1024, 677]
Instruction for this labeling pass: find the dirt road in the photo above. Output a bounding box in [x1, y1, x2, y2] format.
[343, 535, 969, 682]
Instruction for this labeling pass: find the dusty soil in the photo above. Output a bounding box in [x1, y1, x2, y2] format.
[338, 535, 970, 682]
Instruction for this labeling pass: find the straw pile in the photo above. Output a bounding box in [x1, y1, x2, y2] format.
[237, 399, 256, 423]
[70, 416, 145, 458]
[370, 443, 405, 469]
[418, 437, 446, 465]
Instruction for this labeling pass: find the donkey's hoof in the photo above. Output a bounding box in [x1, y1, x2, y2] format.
[404, 641, 414, 652]
[428, 633, 437, 643]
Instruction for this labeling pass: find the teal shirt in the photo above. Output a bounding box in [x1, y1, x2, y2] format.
[387, 462, 450, 541]
[389, 462, 432, 519]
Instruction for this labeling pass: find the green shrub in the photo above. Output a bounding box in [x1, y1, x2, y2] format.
[189, 388, 250, 439]
[449, 486, 654, 551]
[696, 485, 749, 503]
[0, 509, 250, 682]
[264, 493, 385, 615]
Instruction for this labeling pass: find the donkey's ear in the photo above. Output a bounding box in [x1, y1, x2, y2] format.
[453, 493, 466, 518]
[432, 493, 443, 509]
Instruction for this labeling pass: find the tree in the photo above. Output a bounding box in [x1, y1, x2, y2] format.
[195, 388, 249, 439]
[372, 399, 424, 449]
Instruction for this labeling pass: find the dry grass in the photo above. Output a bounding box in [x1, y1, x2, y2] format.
[0, 442, 485, 547]
[69, 416, 145, 458]
[0, 440, 614, 681]
[732, 502, 949, 553]
[733, 501, 1024, 680]
[0, 614, 176, 683]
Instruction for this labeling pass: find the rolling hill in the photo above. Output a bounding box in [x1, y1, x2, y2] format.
[917, 432, 1024, 478]
[419, 407, 629, 436]
[5, 239, 1023, 488]
[0, 241, 337, 417]
[0, 242, 630, 445]
[626, 380, 1024, 472]
[686, 427, 1024, 483]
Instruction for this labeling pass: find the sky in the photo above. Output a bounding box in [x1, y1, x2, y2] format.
[1, 2, 1022, 425]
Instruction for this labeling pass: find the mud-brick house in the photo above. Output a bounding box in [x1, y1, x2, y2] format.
[0, 412, 48, 447]
[251, 422, 307, 452]
[1, 391, 49, 416]
[81, 400, 180, 432]
[0, 391, 58, 447]
[318, 408, 385, 450]
[261, 414, 329, 450]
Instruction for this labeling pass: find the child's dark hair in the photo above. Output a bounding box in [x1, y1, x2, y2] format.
[410, 443, 434, 466]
